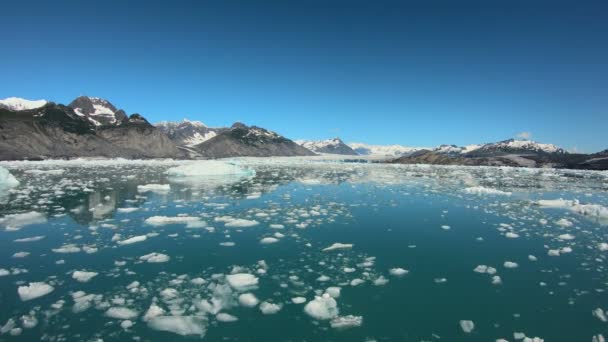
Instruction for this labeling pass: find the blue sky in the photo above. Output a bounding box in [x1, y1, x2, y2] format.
[1, 0, 607, 152]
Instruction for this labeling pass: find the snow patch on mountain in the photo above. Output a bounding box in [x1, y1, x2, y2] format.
[0, 97, 48, 111]
[348, 143, 427, 157]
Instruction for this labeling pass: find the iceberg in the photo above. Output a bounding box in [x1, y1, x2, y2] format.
[166, 160, 255, 188]
[18, 282, 54, 301]
[0, 166, 19, 189]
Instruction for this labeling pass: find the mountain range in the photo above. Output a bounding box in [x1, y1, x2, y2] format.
[0, 96, 606, 170]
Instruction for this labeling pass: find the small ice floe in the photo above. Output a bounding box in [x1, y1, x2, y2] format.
[72, 271, 98, 283]
[117, 207, 139, 213]
[555, 218, 573, 227]
[505, 232, 519, 238]
[23, 169, 65, 175]
[167, 160, 255, 177]
[52, 244, 81, 254]
[599, 243, 608, 252]
[14, 236, 45, 243]
[536, 198, 608, 221]
[0, 211, 46, 231]
[557, 233, 575, 241]
[18, 282, 54, 301]
[350, 278, 365, 286]
[259, 302, 282, 315]
[147, 316, 207, 336]
[503, 261, 519, 269]
[224, 219, 259, 228]
[12, 252, 29, 258]
[139, 253, 170, 263]
[120, 320, 133, 329]
[117, 235, 147, 245]
[326, 287, 341, 298]
[330, 315, 363, 329]
[593, 308, 607, 322]
[105, 307, 138, 320]
[143, 304, 165, 322]
[137, 184, 170, 193]
[238, 293, 259, 307]
[459, 320, 475, 333]
[464, 186, 511, 196]
[216, 313, 238, 322]
[491, 276, 502, 285]
[291, 297, 307, 304]
[528, 255, 538, 261]
[144, 216, 203, 227]
[322, 243, 353, 252]
[226, 273, 258, 291]
[389, 268, 409, 276]
[304, 294, 339, 320]
[441, 225, 451, 230]
[0, 166, 19, 189]
[260, 237, 279, 244]
[473, 265, 496, 275]
[374, 276, 389, 286]
[269, 224, 284, 229]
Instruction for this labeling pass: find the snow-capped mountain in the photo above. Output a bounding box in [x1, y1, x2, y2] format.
[348, 143, 428, 157]
[194, 122, 315, 158]
[68, 96, 127, 127]
[466, 139, 565, 156]
[296, 138, 357, 155]
[156, 119, 224, 147]
[0, 97, 48, 111]
[433, 144, 483, 155]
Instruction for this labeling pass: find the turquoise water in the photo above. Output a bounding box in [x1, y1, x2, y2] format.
[0, 159, 607, 341]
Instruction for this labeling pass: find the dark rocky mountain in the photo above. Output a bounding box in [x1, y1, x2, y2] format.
[296, 138, 358, 155]
[194, 122, 316, 158]
[156, 119, 226, 147]
[68, 96, 128, 127]
[0, 101, 181, 160]
[388, 141, 606, 170]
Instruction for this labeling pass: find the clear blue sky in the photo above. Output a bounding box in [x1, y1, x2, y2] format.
[1, 0, 607, 152]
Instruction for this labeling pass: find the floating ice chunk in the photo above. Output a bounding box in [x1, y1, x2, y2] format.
[144, 216, 202, 226]
[121, 320, 133, 329]
[143, 304, 165, 322]
[536, 198, 608, 221]
[0, 211, 46, 231]
[118, 235, 147, 245]
[105, 307, 138, 319]
[259, 302, 282, 315]
[292, 297, 307, 304]
[459, 320, 475, 333]
[557, 233, 575, 240]
[593, 308, 607, 322]
[322, 243, 353, 252]
[18, 282, 54, 301]
[260, 237, 279, 244]
[147, 316, 207, 336]
[226, 273, 258, 291]
[350, 278, 365, 286]
[20, 315, 38, 329]
[0, 166, 19, 188]
[389, 268, 409, 276]
[52, 244, 81, 253]
[224, 219, 259, 228]
[599, 243, 608, 252]
[503, 261, 518, 269]
[441, 225, 451, 230]
[270, 224, 285, 229]
[216, 313, 238, 322]
[464, 186, 511, 196]
[474, 265, 488, 273]
[117, 207, 139, 213]
[491, 276, 502, 285]
[72, 271, 98, 283]
[238, 293, 259, 307]
[547, 249, 560, 256]
[505, 232, 519, 238]
[14, 236, 45, 243]
[326, 287, 341, 298]
[167, 161, 255, 177]
[528, 255, 538, 261]
[139, 252, 170, 263]
[304, 294, 339, 320]
[592, 334, 605, 342]
[330, 315, 363, 329]
[137, 184, 170, 193]
[12, 252, 29, 258]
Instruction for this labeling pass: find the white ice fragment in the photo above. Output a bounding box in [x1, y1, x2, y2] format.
[459, 320, 475, 333]
[137, 184, 170, 193]
[304, 294, 339, 320]
[291, 297, 307, 304]
[260, 237, 279, 244]
[143, 304, 165, 322]
[330, 315, 363, 329]
[118, 235, 147, 245]
[464, 186, 511, 196]
[593, 308, 607, 322]
[226, 273, 258, 291]
[259, 301, 282, 315]
[0, 211, 46, 231]
[147, 316, 206, 336]
[224, 219, 259, 228]
[503, 261, 519, 269]
[105, 307, 138, 320]
[18, 282, 54, 301]
[216, 313, 238, 322]
[322, 243, 353, 252]
[139, 252, 170, 263]
[0, 166, 19, 189]
[389, 268, 409, 276]
[72, 270, 98, 283]
[238, 293, 259, 307]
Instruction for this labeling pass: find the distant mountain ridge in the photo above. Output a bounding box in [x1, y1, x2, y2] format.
[156, 119, 225, 147]
[296, 138, 357, 155]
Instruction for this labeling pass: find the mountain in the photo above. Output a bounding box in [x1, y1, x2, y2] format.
[388, 139, 604, 170]
[68, 96, 128, 127]
[348, 142, 427, 157]
[0, 97, 48, 111]
[0, 98, 181, 160]
[296, 138, 357, 155]
[156, 119, 225, 146]
[194, 122, 316, 158]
